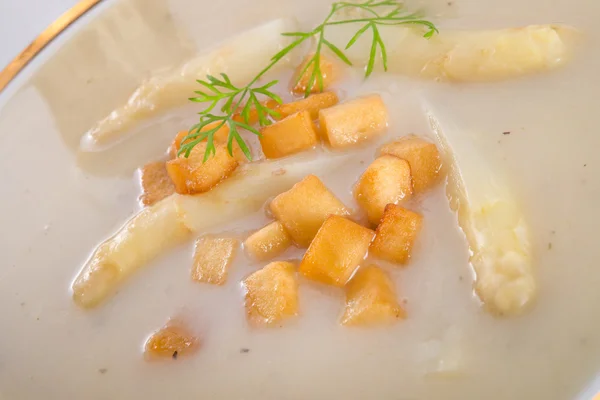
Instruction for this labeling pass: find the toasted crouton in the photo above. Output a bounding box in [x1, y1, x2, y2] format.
[191, 236, 239, 285]
[243, 261, 299, 326]
[380, 136, 442, 193]
[233, 99, 280, 125]
[166, 142, 238, 194]
[270, 175, 350, 247]
[276, 92, 339, 120]
[168, 123, 230, 159]
[144, 320, 200, 360]
[319, 94, 388, 149]
[245, 221, 293, 261]
[169, 123, 247, 163]
[299, 216, 375, 287]
[354, 155, 413, 225]
[370, 204, 423, 264]
[260, 111, 319, 159]
[341, 265, 405, 326]
[290, 54, 342, 94]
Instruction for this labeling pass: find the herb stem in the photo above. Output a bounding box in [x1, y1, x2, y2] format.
[325, 16, 430, 26]
[249, 54, 287, 88]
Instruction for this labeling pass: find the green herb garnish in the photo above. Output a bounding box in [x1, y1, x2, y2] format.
[179, 0, 438, 162]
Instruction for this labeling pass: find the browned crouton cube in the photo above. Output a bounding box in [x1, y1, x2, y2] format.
[299, 216, 375, 287]
[290, 54, 342, 94]
[380, 136, 443, 193]
[341, 265, 405, 326]
[233, 99, 280, 125]
[169, 124, 248, 163]
[191, 236, 239, 285]
[319, 94, 388, 149]
[243, 261, 299, 326]
[354, 155, 413, 225]
[168, 123, 230, 159]
[245, 221, 293, 261]
[144, 320, 200, 360]
[233, 94, 339, 124]
[139, 161, 175, 207]
[370, 204, 423, 265]
[276, 92, 339, 120]
[169, 130, 189, 159]
[270, 175, 350, 247]
[166, 142, 238, 194]
[260, 111, 318, 159]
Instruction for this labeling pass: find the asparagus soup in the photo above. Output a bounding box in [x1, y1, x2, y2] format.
[0, 0, 598, 399]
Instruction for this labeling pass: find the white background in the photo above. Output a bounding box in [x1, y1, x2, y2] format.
[0, 0, 81, 70]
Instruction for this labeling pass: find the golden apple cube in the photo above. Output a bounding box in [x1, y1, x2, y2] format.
[245, 221, 293, 261]
[169, 130, 195, 159]
[299, 216, 375, 287]
[319, 94, 388, 149]
[243, 261, 299, 326]
[270, 175, 350, 247]
[290, 54, 341, 94]
[275, 92, 339, 120]
[380, 136, 443, 193]
[191, 236, 239, 285]
[169, 124, 247, 163]
[233, 99, 279, 125]
[139, 161, 175, 207]
[370, 204, 423, 265]
[166, 141, 238, 194]
[354, 155, 413, 225]
[168, 123, 229, 158]
[341, 265, 406, 326]
[144, 321, 201, 360]
[260, 110, 319, 159]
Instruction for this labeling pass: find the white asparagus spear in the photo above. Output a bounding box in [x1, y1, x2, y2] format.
[72, 151, 350, 308]
[72, 198, 192, 309]
[332, 24, 575, 82]
[427, 108, 535, 316]
[80, 18, 297, 151]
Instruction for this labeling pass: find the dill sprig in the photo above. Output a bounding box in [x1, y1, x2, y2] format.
[180, 76, 281, 161]
[179, 0, 438, 161]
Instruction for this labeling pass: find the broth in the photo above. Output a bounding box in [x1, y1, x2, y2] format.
[0, 0, 599, 399]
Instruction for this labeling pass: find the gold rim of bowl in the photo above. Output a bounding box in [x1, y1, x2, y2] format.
[0, 0, 103, 93]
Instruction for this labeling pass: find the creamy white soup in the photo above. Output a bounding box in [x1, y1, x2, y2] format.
[0, 0, 599, 399]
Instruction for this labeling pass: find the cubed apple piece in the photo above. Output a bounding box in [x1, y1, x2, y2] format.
[290, 54, 341, 94]
[370, 204, 423, 265]
[166, 141, 238, 194]
[260, 111, 319, 159]
[191, 236, 239, 285]
[380, 136, 443, 193]
[270, 175, 350, 247]
[144, 320, 201, 360]
[319, 94, 388, 149]
[139, 161, 175, 207]
[233, 99, 280, 125]
[168, 122, 230, 159]
[354, 155, 413, 225]
[169, 123, 247, 163]
[276, 92, 339, 120]
[245, 221, 293, 261]
[341, 265, 406, 326]
[299, 216, 375, 287]
[243, 261, 299, 326]
[169, 130, 189, 158]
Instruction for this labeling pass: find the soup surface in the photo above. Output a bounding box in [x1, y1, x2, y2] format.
[0, 0, 599, 399]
